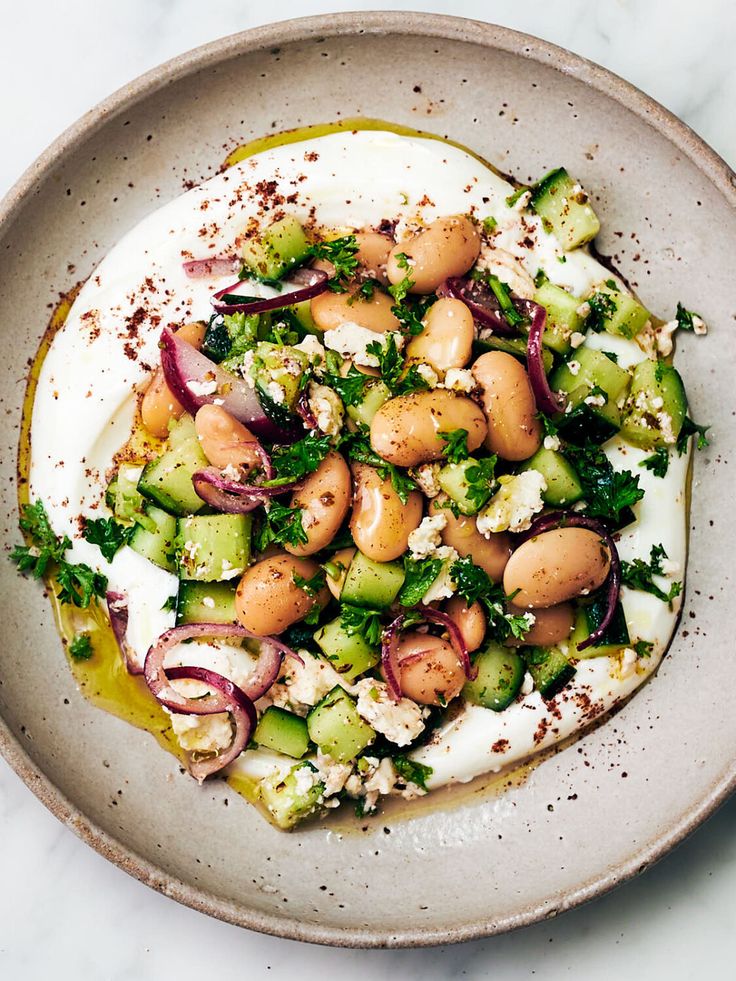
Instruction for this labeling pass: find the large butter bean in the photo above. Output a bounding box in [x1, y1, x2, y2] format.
[370, 390, 486, 467]
[284, 452, 351, 557]
[355, 232, 393, 285]
[472, 351, 541, 461]
[444, 597, 487, 653]
[194, 404, 262, 472]
[235, 554, 329, 635]
[311, 288, 399, 333]
[433, 495, 512, 581]
[397, 633, 466, 706]
[387, 216, 480, 294]
[350, 463, 423, 561]
[504, 529, 611, 608]
[406, 297, 474, 372]
[325, 547, 356, 600]
[505, 603, 575, 647]
[141, 322, 206, 438]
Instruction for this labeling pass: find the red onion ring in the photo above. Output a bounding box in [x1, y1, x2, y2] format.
[381, 609, 472, 703]
[212, 267, 329, 314]
[192, 467, 301, 513]
[106, 590, 142, 675]
[525, 302, 566, 414]
[440, 276, 520, 337]
[296, 389, 318, 430]
[520, 512, 621, 651]
[164, 665, 256, 782]
[182, 255, 240, 279]
[159, 327, 299, 443]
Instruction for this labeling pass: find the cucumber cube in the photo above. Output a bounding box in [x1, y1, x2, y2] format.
[552, 346, 631, 404]
[137, 434, 209, 517]
[346, 380, 391, 427]
[176, 580, 238, 625]
[253, 341, 308, 410]
[520, 449, 583, 506]
[107, 466, 146, 523]
[340, 550, 405, 608]
[307, 686, 375, 762]
[176, 513, 251, 582]
[462, 643, 525, 711]
[621, 359, 687, 450]
[532, 282, 584, 355]
[570, 599, 630, 659]
[128, 505, 178, 573]
[438, 457, 488, 515]
[555, 385, 622, 445]
[314, 619, 380, 682]
[530, 168, 600, 251]
[242, 216, 310, 282]
[587, 284, 650, 339]
[254, 706, 310, 759]
[524, 645, 576, 699]
[259, 762, 324, 830]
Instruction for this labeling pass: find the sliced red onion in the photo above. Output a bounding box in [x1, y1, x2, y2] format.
[520, 512, 621, 652]
[158, 328, 299, 443]
[526, 302, 566, 414]
[381, 608, 473, 703]
[421, 607, 474, 680]
[165, 665, 256, 782]
[182, 255, 240, 279]
[441, 276, 520, 337]
[296, 389, 318, 430]
[106, 590, 142, 675]
[192, 467, 301, 513]
[212, 268, 328, 314]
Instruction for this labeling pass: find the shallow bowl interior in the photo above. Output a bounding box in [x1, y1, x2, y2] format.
[0, 12, 734, 948]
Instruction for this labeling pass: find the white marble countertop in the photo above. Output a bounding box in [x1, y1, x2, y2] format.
[1, 1, 734, 977]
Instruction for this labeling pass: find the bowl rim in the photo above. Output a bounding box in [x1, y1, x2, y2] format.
[1, 10, 735, 949]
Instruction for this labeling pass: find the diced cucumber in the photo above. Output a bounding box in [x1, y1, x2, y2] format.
[346, 380, 391, 427]
[586, 284, 650, 339]
[552, 346, 631, 403]
[524, 645, 576, 699]
[128, 505, 177, 572]
[259, 761, 324, 830]
[314, 619, 380, 682]
[555, 384, 622, 445]
[530, 167, 600, 251]
[520, 449, 583, 506]
[532, 282, 584, 355]
[437, 457, 488, 515]
[290, 299, 318, 333]
[176, 514, 251, 582]
[252, 341, 308, 411]
[570, 597, 630, 659]
[138, 436, 208, 517]
[202, 312, 262, 364]
[241, 216, 311, 283]
[307, 686, 375, 762]
[621, 359, 687, 450]
[176, 580, 238, 625]
[474, 335, 554, 374]
[166, 412, 197, 447]
[254, 707, 310, 759]
[463, 643, 525, 711]
[107, 466, 146, 524]
[340, 550, 405, 608]
[552, 346, 631, 445]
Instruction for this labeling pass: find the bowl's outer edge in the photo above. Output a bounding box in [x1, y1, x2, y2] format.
[0, 10, 734, 949]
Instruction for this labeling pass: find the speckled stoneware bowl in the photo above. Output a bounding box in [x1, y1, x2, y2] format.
[0, 11, 734, 948]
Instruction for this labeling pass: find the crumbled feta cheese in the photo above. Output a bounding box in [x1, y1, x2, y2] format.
[219, 558, 243, 581]
[619, 647, 638, 680]
[308, 381, 344, 437]
[187, 376, 219, 397]
[265, 381, 286, 405]
[476, 470, 546, 535]
[576, 302, 591, 319]
[354, 679, 426, 747]
[281, 652, 348, 712]
[421, 545, 459, 604]
[658, 411, 676, 445]
[543, 434, 561, 451]
[584, 393, 606, 408]
[660, 557, 680, 576]
[567, 360, 581, 376]
[442, 368, 476, 393]
[570, 331, 586, 348]
[520, 671, 535, 696]
[411, 462, 442, 498]
[170, 711, 233, 753]
[295, 333, 327, 369]
[416, 362, 439, 387]
[323, 323, 402, 367]
[408, 513, 447, 558]
[293, 764, 321, 797]
[476, 244, 535, 299]
[239, 349, 256, 387]
[220, 463, 241, 481]
[651, 395, 664, 410]
[315, 751, 352, 797]
[202, 595, 216, 609]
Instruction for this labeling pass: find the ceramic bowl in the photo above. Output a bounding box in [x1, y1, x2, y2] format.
[0, 12, 734, 948]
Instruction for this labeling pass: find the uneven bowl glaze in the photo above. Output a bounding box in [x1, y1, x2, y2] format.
[0, 12, 734, 948]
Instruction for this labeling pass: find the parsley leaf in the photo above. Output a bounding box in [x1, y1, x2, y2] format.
[69, 633, 93, 661]
[634, 639, 654, 657]
[322, 366, 371, 407]
[391, 294, 435, 337]
[464, 456, 498, 512]
[268, 433, 332, 483]
[482, 216, 498, 234]
[585, 290, 618, 332]
[393, 755, 433, 791]
[161, 595, 178, 612]
[640, 447, 669, 479]
[537, 413, 560, 439]
[487, 275, 525, 328]
[293, 570, 326, 625]
[309, 235, 360, 292]
[564, 442, 644, 524]
[82, 517, 132, 563]
[398, 556, 443, 607]
[621, 544, 682, 605]
[450, 556, 532, 642]
[340, 604, 384, 646]
[675, 301, 700, 332]
[366, 334, 429, 397]
[56, 562, 108, 608]
[254, 503, 307, 552]
[439, 429, 470, 464]
[387, 252, 414, 304]
[676, 416, 711, 455]
[340, 430, 418, 505]
[353, 277, 381, 302]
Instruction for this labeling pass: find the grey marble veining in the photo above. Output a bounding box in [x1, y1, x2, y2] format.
[1, 2, 735, 978]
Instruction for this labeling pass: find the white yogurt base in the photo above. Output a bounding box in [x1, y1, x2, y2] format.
[28, 130, 688, 794]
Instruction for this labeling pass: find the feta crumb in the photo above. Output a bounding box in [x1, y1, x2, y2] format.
[220, 463, 241, 481]
[416, 362, 439, 387]
[293, 764, 321, 797]
[354, 680, 425, 747]
[315, 751, 353, 797]
[308, 381, 344, 437]
[239, 349, 256, 388]
[295, 333, 327, 369]
[584, 393, 606, 408]
[421, 545, 459, 603]
[543, 434, 561, 451]
[658, 410, 676, 445]
[323, 323, 402, 367]
[651, 395, 664, 410]
[187, 376, 218, 397]
[219, 558, 243, 580]
[660, 557, 680, 576]
[476, 470, 547, 535]
[442, 368, 476, 393]
[408, 513, 447, 558]
[202, 596, 215, 609]
[570, 331, 586, 348]
[567, 360, 581, 376]
[576, 302, 591, 319]
[521, 672, 535, 696]
[619, 647, 638, 679]
[282, 653, 348, 711]
[411, 462, 442, 498]
[170, 711, 233, 753]
[265, 380, 286, 405]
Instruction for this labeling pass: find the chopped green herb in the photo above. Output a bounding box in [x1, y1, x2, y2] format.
[293, 570, 326, 597]
[393, 755, 433, 790]
[340, 430, 417, 505]
[439, 429, 470, 464]
[449, 556, 532, 642]
[353, 277, 381, 303]
[83, 517, 132, 563]
[564, 441, 644, 524]
[538, 413, 560, 439]
[482, 216, 498, 234]
[220, 312, 262, 371]
[161, 595, 178, 612]
[676, 416, 710, 455]
[487, 274, 525, 328]
[69, 633, 93, 661]
[534, 268, 549, 288]
[366, 333, 429, 396]
[310, 235, 360, 292]
[340, 604, 384, 646]
[398, 556, 443, 607]
[602, 350, 619, 364]
[640, 447, 669, 479]
[675, 301, 700, 332]
[585, 290, 617, 332]
[56, 562, 108, 608]
[633, 639, 654, 658]
[506, 186, 529, 208]
[268, 433, 332, 483]
[464, 456, 498, 512]
[254, 503, 307, 552]
[621, 544, 682, 605]
[322, 366, 371, 407]
[387, 252, 414, 304]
